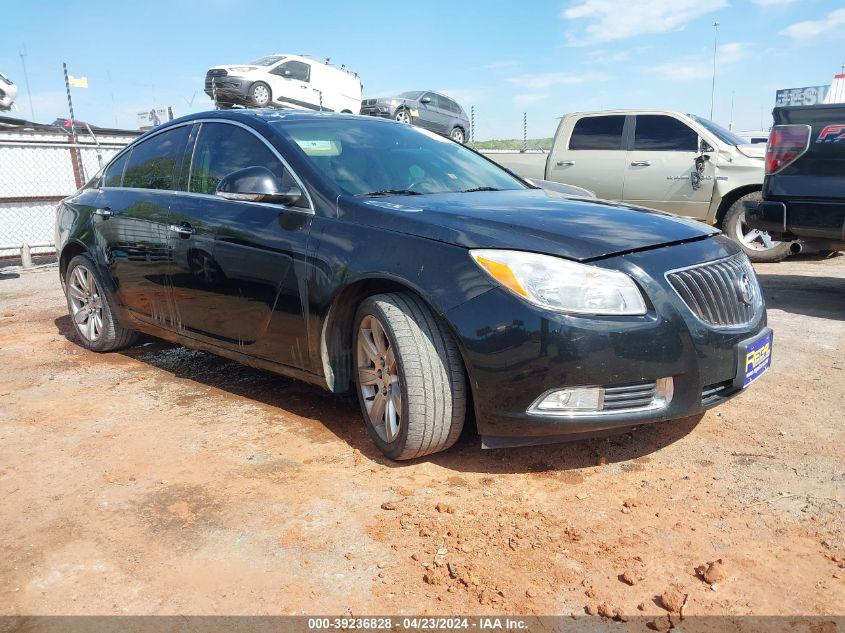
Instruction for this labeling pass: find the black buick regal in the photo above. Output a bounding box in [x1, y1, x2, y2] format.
[56, 110, 772, 460]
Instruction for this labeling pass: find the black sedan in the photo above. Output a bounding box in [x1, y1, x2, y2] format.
[56, 110, 772, 460]
[360, 91, 470, 143]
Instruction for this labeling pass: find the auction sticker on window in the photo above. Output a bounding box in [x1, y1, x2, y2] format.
[737, 329, 773, 388]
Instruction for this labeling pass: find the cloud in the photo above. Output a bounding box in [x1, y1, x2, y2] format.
[751, 0, 795, 5]
[561, 0, 728, 45]
[781, 8, 845, 40]
[649, 42, 748, 81]
[505, 71, 609, 90]
[485, 60, 520, 70]
[512, 93, 548, 105]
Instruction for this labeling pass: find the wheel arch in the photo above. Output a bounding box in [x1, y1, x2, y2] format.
[715, 184, 762, 227]
[58, 239, 89, 286]
[319, 275, 471, 396]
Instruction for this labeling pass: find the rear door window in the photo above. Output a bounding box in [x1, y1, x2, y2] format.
[122, 125, 190, 190]
[633, 115, 698, 151]
[103, 151, 130, 187]
[569, 115, 626, 150]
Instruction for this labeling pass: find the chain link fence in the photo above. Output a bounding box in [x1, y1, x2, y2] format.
[0, 129, 137, 262]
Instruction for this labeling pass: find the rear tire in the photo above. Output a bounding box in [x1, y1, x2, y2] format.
[354, 292, 466, 460]
[722, 191, 792, 263]
[64, 254, 137, 352]
[450, 127, 465, 143]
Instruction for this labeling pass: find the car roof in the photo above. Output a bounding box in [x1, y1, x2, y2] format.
[154, 108, 366, 133]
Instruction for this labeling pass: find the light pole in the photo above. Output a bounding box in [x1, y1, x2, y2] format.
[710, 21, 719, 120]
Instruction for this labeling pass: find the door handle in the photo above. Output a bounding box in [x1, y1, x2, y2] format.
[94, 207, 114, 217]
[555, 160, 575, 166]
[630, 160, 652, 167]
[169, 224, 194, 237]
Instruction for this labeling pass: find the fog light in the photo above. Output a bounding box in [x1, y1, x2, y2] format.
[654, 377, 674, 405]
[531, 387, 604, 412]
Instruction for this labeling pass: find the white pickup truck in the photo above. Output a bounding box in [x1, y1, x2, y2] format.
[485, 110, 790, 262]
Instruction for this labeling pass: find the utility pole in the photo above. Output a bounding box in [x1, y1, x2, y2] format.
[62, 62, 85, 185]
[18, 45, 35, 120]
[710, 21, 719, 120]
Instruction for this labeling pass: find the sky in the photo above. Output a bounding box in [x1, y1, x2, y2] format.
[1, 0, 843, 139]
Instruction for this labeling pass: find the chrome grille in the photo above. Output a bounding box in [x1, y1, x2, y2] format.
[701, 380, 733, 406]
[667, 253, 761, 328]
[602, 382, 657, 411]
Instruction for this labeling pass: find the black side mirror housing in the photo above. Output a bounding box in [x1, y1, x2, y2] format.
[700, 139, 715, 154]
[216, 166, 302, 206]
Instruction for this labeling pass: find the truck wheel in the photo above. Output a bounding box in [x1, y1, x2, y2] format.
[722, 192, 792, 263]
[394, 109, 412, 124]
[249, 82, 272, 107]
[354, 292, 466, 460]
[64, 254, 138, 352]
[449, 127, 465, 143]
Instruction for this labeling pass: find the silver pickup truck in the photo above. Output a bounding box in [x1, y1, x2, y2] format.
[484, 109, 790, 262]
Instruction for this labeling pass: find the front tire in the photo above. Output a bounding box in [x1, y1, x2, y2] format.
[249, 82, 272, 107]
[722, 191, 792, 263]
[394, 109, 412, 124]
[64, 254, 137, 352]
[449, 127, 465, 143]
[354, 293, 466, 460]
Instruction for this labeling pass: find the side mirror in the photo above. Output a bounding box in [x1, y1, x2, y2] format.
[420, 96, 431, 104]
[216, 166, 302, 206]
[699, 139, 715, 154]
[284, 69, 292, 77]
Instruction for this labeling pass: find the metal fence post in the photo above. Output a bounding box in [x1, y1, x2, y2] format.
[522, 112, 527, 152]
[21, 243, 32, 269]
[470, 106, 475, 144]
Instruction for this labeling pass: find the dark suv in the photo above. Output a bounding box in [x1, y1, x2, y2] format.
[360, 91, 470, 143]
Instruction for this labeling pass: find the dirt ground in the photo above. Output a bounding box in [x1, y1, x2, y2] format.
[0, 254, 843, 619]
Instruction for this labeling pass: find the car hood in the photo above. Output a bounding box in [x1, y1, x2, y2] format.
[351, 189, 717, 261]
[735, 143, 766, 159]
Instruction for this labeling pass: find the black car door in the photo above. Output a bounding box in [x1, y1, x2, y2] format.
[93, 124, 191, 326]
[167, 119, 313, 369]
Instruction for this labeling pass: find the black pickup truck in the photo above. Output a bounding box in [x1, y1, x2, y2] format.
[746, 103, 845, 252]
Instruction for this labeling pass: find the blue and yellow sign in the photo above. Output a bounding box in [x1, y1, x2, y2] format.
[741, 332, 772, 388]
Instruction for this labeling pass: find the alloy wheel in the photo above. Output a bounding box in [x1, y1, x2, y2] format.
[357, 314, 402, 443]
[450, 128, 465, 143]
[395, 110, 411, 124]
[733, 210, 782, 252]
[68, 265, 104, 341]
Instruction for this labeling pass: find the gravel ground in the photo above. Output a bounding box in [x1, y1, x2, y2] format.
[0, 255, 843, 620]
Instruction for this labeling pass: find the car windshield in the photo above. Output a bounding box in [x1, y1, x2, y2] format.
[397, 91, 425, 100]
[688, 114, 747, 146]
[250, 55, 285, 66]
[273, 117, 528, 196]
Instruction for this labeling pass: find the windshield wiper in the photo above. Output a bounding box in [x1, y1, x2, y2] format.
[358, 189, 422, 197]
[462, 186, 501, 193]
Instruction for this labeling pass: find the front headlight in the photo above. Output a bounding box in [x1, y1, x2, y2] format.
[470, 249, 647, 315]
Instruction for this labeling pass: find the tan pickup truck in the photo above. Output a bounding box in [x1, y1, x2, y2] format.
[485, 110, 791, 262]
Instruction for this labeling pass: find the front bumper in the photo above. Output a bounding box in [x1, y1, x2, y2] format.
[445, 236, 770, 448]
[204, 78, 253, 102]
[360, 105, 394, 118]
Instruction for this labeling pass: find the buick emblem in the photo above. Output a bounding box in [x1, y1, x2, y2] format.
[736, 273, 755, 305]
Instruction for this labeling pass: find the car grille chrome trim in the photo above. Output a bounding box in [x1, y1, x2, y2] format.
[666, 252, 762, 329]
[701, 380, 735, 406]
